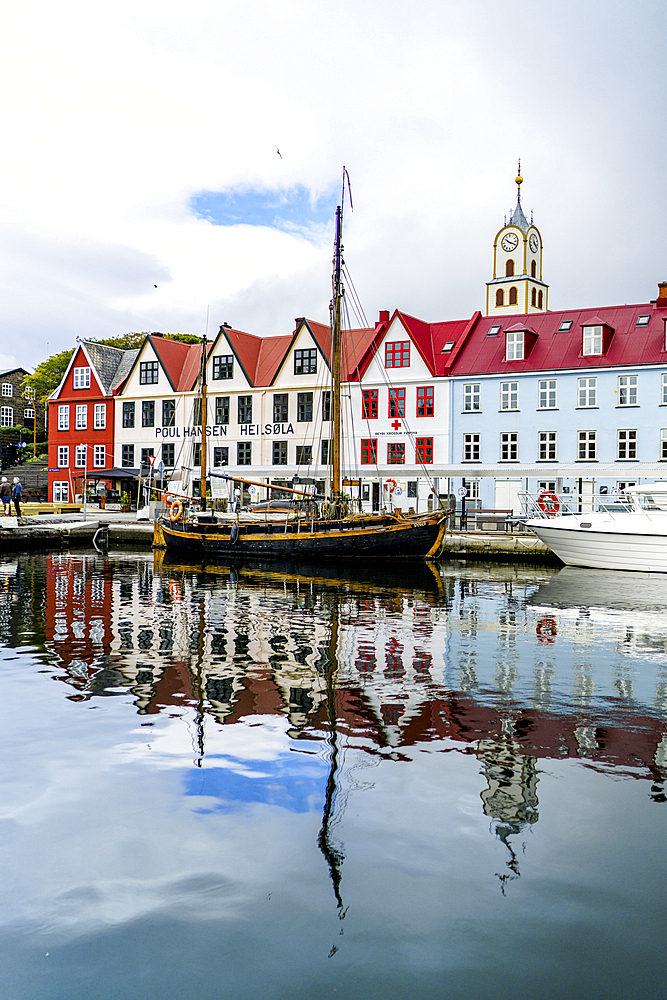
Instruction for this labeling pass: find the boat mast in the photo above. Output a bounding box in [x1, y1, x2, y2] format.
[200, 333, 208, 511]
[331, 184, 344, 497]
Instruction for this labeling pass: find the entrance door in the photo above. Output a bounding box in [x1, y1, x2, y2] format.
[494, 479, 523, 514]
[372, 482, 380, 511]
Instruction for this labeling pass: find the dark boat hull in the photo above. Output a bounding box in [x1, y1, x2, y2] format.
[157, 514, 447, 561]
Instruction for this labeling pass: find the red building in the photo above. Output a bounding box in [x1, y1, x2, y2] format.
[47, 342, 138, 502]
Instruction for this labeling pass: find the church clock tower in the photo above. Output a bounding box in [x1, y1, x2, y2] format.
[486, 165, 548, 316]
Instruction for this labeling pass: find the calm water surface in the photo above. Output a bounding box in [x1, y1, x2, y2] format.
[1, 551, 666, 999]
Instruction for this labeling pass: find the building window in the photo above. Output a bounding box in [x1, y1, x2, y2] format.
[162, 400, 175, 426]
[215, 396, 230, 424]
[53, 481, 69, 502]
[58, 405, 70, 430]
[1, 383, 12, 397]
[531, 288, 537, 307]
[24, 408, 35, 424]
[294, 348, 317, 374]
[297, 392, 313, 422]
[122, 401, 135, 428]
[238, 396, 252, 424]
[385, 341, 410, 368]
[577, 377, 597, 407]
[500, 432, 518, 461]
[142, 400, 155, 427]
[73, 366, 91, 389]
[163, 443, 176, 467]
[416, 386, 434, 417]
[93, 445, 105, 468]
[322, 391, 331, 422]
[617, 429, 637, 460]
[661, 430, 667, 460]
[537, 290, 543, 309]
[237, 442, 251, 465]
[273, 394, 289, 423]
[213, 446, 228, 467]
[496, 289, 504, 307]
[582, 325, 603, 356]
[94, 403, 106, 429]
[361, 439, 377, 464]
[505, 259, 514, 277]
[122, 444, 135, 468]
[500, 381, 519, 410]
[416, 437, 433, 464]
[509, 286, 518, 306]
[505, 331, 524, 360]
[618, 375, 638, 406]
[139, 361, 158, 384]
[141, 448, 154, 469]
[212, 355, 234, 380]
[0, 407, 13, 427]
[538, 431, 557, 461]
[296, 445, 312, 465]
[463, 433, 480, 461]
[578, 431, 596, 460]
[321, 439, 331, 464]
[362, 389, 378, 419]
[76, 404, 87, 430]
[272, 441, 288, 465]
[388, 388, 406, 418]
[463, 383, 480, 412]
[463, 478, 480, 500]
[387, 442, 405, 464]
[193, 443, 201, 467]
[538, 379, 557, 409]
[58, 445, 69, 468]
[531, 260, 537, 278]
[193, 398, 203, 426]
[75, 445, 87, 468]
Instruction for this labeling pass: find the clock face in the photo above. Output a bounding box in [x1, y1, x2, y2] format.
[529, 234, 539, 253]
[501, 232, 519, 252]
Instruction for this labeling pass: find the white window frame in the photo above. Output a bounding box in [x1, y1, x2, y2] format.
[662, 374, 667, 405]
[94, 403, 106, 429]
[53, 481, 69, 502]
[462, 478, 480, 500]
[578, 431, 596, 460]
[618, 375, 638, 406]
[577, 377, 597, 408]
[500, 431, 518, 461]
[617, 429, 637, 460]
[538, 379, 557, 409]
[73, 366, 91, 389]
[75, 444, 87, 468]
[58, 404, 69, 430]
[538, 431, 557, 461]
[463, 433, 480, 462]
[75, 404, 87, 430]
[58, 445, 69, 468]
[500, 381, 519, 410]
[1, 383, 12, 397]
[661, 429, 667, 460]
[0, 406, 13, 427]
[463, 383, 480, 412]
[582, 325, 603, 356]
[505, 331, 524, 360]
[93, 445, 106, 468]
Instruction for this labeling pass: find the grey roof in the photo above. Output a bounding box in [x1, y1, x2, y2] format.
[82, 342, 139, 392]
[111, 348, 140, 389]
[508, 196, 529, 233]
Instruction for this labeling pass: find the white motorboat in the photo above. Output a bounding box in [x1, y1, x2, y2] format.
[522, 483, 667, 573]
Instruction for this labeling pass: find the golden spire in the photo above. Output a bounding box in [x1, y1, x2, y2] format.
[515, 159, 523, 196]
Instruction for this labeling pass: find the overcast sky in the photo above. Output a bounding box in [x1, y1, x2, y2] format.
[0, 0, 664, 371]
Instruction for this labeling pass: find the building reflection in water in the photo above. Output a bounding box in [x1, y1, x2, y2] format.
[4, 552, 666, 891]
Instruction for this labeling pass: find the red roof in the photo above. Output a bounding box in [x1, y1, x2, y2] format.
[449, 302, 667, 376]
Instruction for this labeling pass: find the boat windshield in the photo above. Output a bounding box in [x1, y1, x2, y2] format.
[622, 484, 667, 510]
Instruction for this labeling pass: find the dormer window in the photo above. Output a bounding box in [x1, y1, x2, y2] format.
[636, 315, 650, 327]
[582, 325, 603, 355]
[505, 330, 524, 360]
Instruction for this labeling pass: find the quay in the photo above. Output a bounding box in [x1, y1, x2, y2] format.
[0, 507, 556, 562]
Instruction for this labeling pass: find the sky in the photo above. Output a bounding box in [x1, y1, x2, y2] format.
[0, 0, 665, 372]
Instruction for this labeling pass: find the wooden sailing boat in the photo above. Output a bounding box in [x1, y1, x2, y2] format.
[156, 174, 447, 561]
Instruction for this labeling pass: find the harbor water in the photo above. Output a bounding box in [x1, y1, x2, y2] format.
[1, 551, 666, 999]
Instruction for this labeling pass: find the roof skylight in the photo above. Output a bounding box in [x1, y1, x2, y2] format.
[487, 325, 501, 337]
[558, 320, 573, 332]
[636, 315, 650, 327]
[442, 342, 456, 353]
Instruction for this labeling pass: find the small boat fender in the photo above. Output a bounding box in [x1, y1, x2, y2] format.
[230, 521, 240, 543]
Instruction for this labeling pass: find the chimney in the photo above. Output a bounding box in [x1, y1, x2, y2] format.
[657, 282, 667, 308]
[379, 310, 390, 325]
[223, 322, 231, 328]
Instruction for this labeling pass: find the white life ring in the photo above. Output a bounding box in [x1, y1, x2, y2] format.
[537, 491, 560, 516]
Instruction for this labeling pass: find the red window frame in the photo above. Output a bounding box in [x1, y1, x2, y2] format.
[388, 387, 405, 418]
[416, 437, 433, 464]
[387, 442, 405, 465]
[361, 439, 377, 464]
[362, 389, 378, 419]
[416, 386, 434, 417]
[385, 341, 410, 368]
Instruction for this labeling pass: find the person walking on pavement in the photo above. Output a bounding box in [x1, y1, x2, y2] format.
[11, 477, 22, 517]
[0, 477, 10, 515]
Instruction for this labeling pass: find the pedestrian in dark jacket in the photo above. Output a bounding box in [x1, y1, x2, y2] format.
[0, 477, 10, 515]
[11, 477, 21, 517]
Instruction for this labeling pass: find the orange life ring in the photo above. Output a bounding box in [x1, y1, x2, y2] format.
[536, 616, 557, 643]
[385, 478, 397, 493]
[169, 499, 184, 522]
[537, 491, 560, 516]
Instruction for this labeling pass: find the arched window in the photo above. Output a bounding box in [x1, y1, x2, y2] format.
[531, 260, 536, 278]
[496, 288, 504, 307]
[509, 286, 518, 306]
[505, 259, 515, 277]
[531, 288, 537, 307]
[538, 290, 543, 309]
